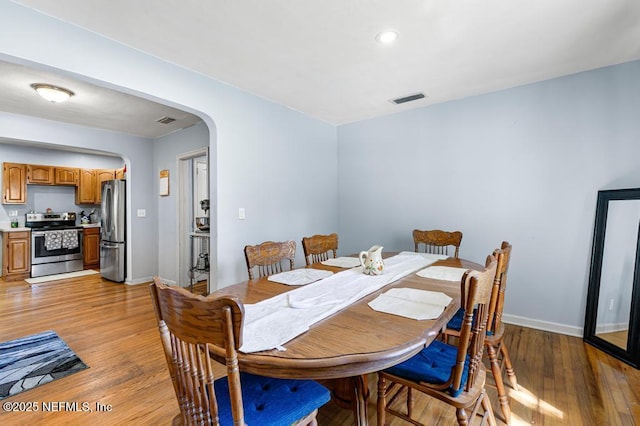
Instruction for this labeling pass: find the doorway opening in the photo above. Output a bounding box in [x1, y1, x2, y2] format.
[177, 148, 210, 293]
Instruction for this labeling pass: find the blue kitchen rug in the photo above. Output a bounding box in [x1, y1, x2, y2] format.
[0, 330, 88, 399]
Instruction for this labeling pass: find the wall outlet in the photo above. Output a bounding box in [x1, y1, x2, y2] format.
[238, 207, 245, 220]
[137, 209, 146, 217]
[8, 210, 18, 217]
[609, 298, 615, 311]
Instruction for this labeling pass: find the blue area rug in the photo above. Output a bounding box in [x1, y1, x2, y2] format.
[0, 330, 88, 399]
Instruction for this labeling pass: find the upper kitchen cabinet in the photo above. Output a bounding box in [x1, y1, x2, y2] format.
[27, 164, 54, 184]
[54, 167, 78, 185]
[2, 162, 27, 204]
[115, 167, 125, 179]
[76, 168, 115, 204]
[26, 165, 78, 185]
[95, 169, 116, 204]
[76, 169, 96, 204]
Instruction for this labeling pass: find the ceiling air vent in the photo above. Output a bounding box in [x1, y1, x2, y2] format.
[391, 93, 426, 105]
[156, 116, 177, 124]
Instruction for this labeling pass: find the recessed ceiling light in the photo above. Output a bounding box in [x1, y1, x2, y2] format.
[375, 31, 399, 44]
[31, 83, 75, 103]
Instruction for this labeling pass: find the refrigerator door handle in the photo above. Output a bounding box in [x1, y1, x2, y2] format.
[101, 243, 121, 249]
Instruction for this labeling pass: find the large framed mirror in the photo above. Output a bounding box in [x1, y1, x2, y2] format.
[584, 188, 640, 369]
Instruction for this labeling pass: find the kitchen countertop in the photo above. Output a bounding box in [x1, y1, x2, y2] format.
[0, 227, 31, 232]
[80, 223, 101, 228]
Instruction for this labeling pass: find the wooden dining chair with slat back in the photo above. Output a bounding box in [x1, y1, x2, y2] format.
[442, 241, 518, 424]
[244, 240, 296, 280]
[413, 229, 463, 258]
[377, 254, 498, 426]
[149, 277, 330, 426]
[301, 233, 338, 266]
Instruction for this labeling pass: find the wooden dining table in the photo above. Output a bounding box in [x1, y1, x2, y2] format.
[208, 253, 483, 425]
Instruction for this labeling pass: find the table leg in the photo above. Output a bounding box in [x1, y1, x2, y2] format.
[323, 375, 370, 425]
[351, 375, 369, 426]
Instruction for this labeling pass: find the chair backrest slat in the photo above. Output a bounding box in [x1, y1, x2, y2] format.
[413, 229, 463, 258]
[244, 240, 296, 279]
[302, 233, 338, 266]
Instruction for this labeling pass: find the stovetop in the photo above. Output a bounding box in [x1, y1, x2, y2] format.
[25, 212, 79, 230]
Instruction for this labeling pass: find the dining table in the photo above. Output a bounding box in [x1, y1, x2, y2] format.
[207, 252, 483, 426]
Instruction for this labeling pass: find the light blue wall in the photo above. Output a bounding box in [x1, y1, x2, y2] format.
[0, 2, 338, 287]
[337, 60, 640, 334]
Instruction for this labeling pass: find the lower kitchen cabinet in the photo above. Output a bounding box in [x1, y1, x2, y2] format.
[83, 227, 100, 270]
[1, 230, 31, 281]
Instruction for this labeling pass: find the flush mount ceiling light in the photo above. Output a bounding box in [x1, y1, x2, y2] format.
[31, 83, 75, 103]
[375, 30, 399, 44]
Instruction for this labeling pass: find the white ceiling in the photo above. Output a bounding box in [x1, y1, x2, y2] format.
[0, 60, 202, 138]
[5, 0, 640, 135]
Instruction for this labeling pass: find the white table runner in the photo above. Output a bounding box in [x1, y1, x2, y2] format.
[240, 252, 437, 353]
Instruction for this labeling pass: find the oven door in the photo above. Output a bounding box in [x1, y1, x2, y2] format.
[31, 229, 84, 265]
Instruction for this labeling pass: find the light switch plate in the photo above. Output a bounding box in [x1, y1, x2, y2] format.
[238, 207, 245, 220]
[8, 210, 18, 217]
[137, 209, 146, 217]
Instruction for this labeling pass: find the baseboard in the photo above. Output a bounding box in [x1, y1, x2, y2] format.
[124, 276, 177, 286]
[502, 313, 583, 338]
[125, 276, 155, 285]
[595, 322, 628, 334]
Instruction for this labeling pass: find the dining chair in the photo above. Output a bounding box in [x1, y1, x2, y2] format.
[244, 240, 296, 280]
[301, 233, 338, 266]
[413, 229, 463, 258]
[442, 241, 517, 424]
[149, 277, 331, 426]
[377, 254, 498, 426]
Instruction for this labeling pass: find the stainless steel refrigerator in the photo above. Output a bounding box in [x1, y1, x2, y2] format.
[100, 179, 126, 282]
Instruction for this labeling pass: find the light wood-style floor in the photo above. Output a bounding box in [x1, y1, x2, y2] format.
[1, 275, 639, 425]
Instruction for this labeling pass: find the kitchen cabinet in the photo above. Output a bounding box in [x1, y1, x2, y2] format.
[95, 169, 116, 204]
[83, 227, 100, 270]
[1, 230, 31, 281]
[54, 167, 78, 185]
[2, 162, 27, 204]
[27, 164, 54, 184]
[76, 169, 96, 204]
[115, 167, 125, 179]
[26, 165, 77, 185]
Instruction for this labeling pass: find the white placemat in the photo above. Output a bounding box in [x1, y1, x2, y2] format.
[368, 288, 453, 320]
[399, 251, 449, 262]
[416, 266, 469, 282]
[268, 269, 333, 286]
[320, 257, 361, 268]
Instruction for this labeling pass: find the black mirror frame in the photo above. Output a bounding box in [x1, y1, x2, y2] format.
[584, 188, 640, 369]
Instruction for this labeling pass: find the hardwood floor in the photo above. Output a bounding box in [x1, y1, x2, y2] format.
[1, 275, 639, 425]
[597, 329, 629, 349]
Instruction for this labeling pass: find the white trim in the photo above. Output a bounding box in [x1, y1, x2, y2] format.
[595, 322, 628, 334]
[125, 276, 154, 285]
[124, 276, 176, 286]
[502, 313, 583, 338]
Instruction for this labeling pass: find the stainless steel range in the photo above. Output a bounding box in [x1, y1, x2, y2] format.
[25, 212, 84, 278]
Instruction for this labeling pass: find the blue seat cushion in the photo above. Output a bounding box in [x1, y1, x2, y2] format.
[447, 307, 492, 335]
[447, 307, 465, 331]
[384, 340, 469, 397]
[214, 372, 330, 426]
